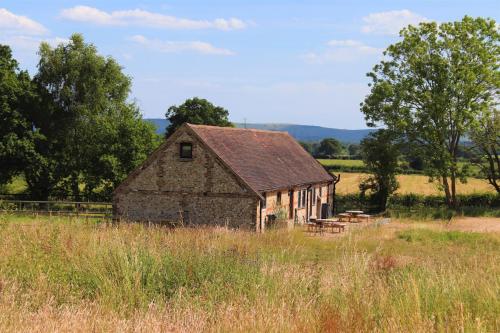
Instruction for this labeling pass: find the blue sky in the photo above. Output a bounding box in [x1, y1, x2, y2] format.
[1, 1, 498, 128]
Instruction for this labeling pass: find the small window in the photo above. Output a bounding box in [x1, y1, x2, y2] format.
[302, 190, 306, 207]
[298, 191, 302, 208]
[319, 186, 322, 197]
[312, 188, 316, 205]
[261, 193, 267, 209]
[277, 192, 282, 206]
[180, 142, 192, 159]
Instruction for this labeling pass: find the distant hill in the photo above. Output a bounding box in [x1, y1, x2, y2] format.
[146, 119, 375, 143]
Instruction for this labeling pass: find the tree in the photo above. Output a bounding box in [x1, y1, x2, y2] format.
[28, 34, 159, 200]
[165, 97, 233, 137]
[316, 138, 344, 158]
[469, 108, 500, 193]
[299, 141, 315, 155]
[361, 17, 499, 207]
[347, 144, 361, 158]
[359, 130, 400, 211]
[0, 45, 37, 186]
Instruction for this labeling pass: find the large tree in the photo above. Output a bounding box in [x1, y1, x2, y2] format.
[316, 138, 344, 158]
[0, 45, 37, 186]
[29, 34, 159, 200]
[361, 17, 499, 207]
[359, 130, 400, 211]
[165, 97, 233, 137]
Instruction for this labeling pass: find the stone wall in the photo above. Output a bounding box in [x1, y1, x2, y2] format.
[114, 127, 258, 229]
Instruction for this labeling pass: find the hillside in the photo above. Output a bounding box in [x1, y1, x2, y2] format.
[146, 119, 375, 143]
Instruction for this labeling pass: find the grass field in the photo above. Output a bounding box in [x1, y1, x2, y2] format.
[335, 172, 496, 195]
[0, 215, 499, 332]
[318, 159, 364, 167]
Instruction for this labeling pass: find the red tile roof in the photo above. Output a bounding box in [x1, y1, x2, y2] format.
[188, 124, 334, 193]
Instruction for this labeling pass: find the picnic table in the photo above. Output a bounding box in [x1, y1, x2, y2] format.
[310, 218, 346, 233]
[339, 210, 370, 223]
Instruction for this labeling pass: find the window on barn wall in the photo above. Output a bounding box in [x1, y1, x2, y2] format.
[298, 191, 302, 208]
[277, 192, 282, 206]
[319, 186, 322, 197]
[180, 142, 193, 159]
[302, 190, 306, 207]
[312, 188, 316, 205]
[261, 193, 267, 209]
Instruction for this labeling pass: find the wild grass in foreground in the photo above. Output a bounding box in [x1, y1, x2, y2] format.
[0, 216, 499, 332]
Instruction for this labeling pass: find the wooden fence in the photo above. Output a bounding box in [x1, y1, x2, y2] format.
[0, 199, 112, 220]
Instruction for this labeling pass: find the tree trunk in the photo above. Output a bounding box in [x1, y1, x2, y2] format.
[450, 171, 457, 208]
[71, 174, 80, 202]
[442, 176, 452, 207]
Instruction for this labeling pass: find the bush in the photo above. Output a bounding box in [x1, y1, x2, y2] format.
[334, 193, 500, 216]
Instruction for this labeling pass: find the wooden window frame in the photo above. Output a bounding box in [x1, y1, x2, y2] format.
[179, 142, 193, 159]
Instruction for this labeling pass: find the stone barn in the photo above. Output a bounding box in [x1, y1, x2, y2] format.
[113, 123, 335, 231]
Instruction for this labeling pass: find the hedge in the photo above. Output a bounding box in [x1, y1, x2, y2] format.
[334, 193, 500, 214]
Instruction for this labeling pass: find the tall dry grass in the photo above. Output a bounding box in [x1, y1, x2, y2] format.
[336, 172, 495, 195]
[0, 215, 499, 332]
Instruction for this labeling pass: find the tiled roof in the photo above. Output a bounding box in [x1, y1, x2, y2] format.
[188, 124, 334, 193]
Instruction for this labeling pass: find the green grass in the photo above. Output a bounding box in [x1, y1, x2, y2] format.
[317, 159, 365, 167]
[0, 215, 499, 331]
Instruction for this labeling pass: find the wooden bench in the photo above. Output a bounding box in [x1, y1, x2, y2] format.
[338, 213, 351, 222]
[326, 222, 346, 233]
[357, 214, 371, 222]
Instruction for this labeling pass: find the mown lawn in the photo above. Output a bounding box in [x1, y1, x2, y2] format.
[0, 215, 499, 332]
[335, 172, 496, 195]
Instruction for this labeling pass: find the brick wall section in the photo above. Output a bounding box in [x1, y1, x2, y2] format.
[114, 128, 258, 229]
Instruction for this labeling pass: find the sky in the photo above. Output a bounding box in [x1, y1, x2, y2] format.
[1, 1, 498, 129]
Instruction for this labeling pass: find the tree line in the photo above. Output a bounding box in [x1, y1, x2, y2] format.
[1, 16, 498, 209]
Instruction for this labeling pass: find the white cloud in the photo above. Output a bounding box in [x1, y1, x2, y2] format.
[362, 9, 428, 35]
[60, 6, 247, 30]
[302, 39, 381, 64]
[130, 35, 235, 56]
[0, 35, 68, 51]
[0, 8, 48, 35]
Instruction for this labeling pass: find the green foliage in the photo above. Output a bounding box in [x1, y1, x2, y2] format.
[469, 108, 500, 193]
[336, 193, 500, 217]
[165, 97, 233, 137]
[359, 130, 400, 211]
[0, 45, 38, 185]
[347, 143, 361, 157]
[316, 138, 345, 158]
[361, 16, 500, 207]
[299, 141, 318, 155]
[24, 34, 160, 200]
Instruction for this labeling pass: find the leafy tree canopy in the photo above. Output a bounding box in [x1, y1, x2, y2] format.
[469, 108, 500, 193]
[165, 97, 233, 137]
[316, 138, 345, 158]
[0, 45, 37, 186]
[361, 16, 499, 207]
[27, 34, 159, 200]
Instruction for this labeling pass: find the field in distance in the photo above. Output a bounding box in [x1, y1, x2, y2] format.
[335, 172, 495, 195]
[0, 215, 499, 332]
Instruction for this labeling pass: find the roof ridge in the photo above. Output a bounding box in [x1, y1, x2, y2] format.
[187, 123, 289, 135]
